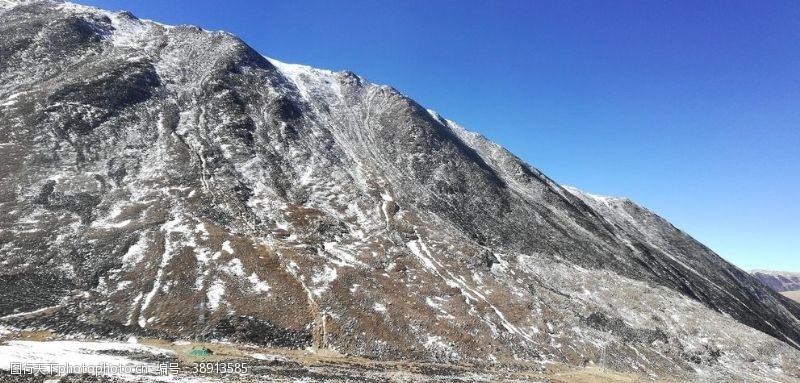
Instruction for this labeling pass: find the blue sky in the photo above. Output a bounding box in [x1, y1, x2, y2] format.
[81, 0, 800, 272]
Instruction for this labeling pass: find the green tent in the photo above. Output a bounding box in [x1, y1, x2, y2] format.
[188, 347, 213, 357]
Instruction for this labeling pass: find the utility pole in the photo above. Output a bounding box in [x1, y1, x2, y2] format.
[601, 344, 607, 372]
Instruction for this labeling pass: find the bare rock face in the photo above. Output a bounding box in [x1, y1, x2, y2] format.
[1, 1, 800, 380]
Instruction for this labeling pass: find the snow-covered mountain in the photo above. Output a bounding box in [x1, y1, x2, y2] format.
[752, 270, 800, 292]
[1, 1, 799, 381]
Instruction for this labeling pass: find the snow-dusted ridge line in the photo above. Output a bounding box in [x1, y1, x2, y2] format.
[752, 269, 800, 277]
[562, 185, 629, 204]
[265, 56, 340, 80]
[55, 1, 173, 29]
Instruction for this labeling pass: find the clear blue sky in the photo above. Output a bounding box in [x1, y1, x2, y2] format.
[80, 0, 799, 272]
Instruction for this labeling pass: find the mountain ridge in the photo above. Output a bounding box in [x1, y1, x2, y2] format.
[752, 269, 800, 293]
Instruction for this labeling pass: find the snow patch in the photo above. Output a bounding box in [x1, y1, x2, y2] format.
[115, 281, 132, 291]
[121, 235, 147, 269]
[0, 306, 59, 320]
[323, 242, 366, 268]
[0, 340, 172, 380]
[90, 204, 130, 229]
[221, 240, 234, 254]
[206, 279, 226, 311]
[247, 272, 271, 293]
[224, 258, 245, 277]
[311, 265, 337, 296]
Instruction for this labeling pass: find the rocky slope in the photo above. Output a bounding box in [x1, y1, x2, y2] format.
[1, 1, 800, 381]
[752, 270, 800, 293]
